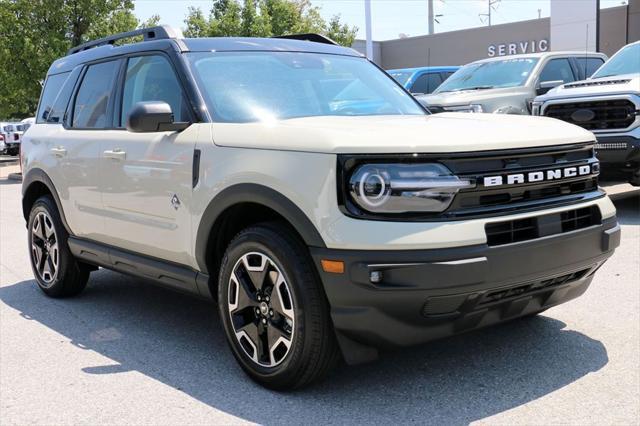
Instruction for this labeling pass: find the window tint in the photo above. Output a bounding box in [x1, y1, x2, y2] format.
[411, 73, 443, 94]
[540, 58, 575, 83]
[442, 71, 456, 80]
[121, 55, 187, 126]
[573, 57, 604, 79]
[585, 58, 604, 77]
[73, 61, 120, 128]
[410, 74, 429, 94]
[36, 72, 70, 123]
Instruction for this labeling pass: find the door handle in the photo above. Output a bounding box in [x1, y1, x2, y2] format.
[104, 148, 126, 161]
[50, 146, 67, 157]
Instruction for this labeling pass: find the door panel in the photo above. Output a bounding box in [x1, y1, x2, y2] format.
[100, 128, 197, 265]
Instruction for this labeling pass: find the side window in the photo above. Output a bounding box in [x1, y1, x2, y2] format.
[120, 55, 187, 126]
[36, 72, 70, 123]
[409, 74, 429, 94]
[426, 73, 443, 93]
[72, 61, 120, 129]
[442, 71, 456, 81]
[540, 58, 576, 84]
[585, 58, 604, 77]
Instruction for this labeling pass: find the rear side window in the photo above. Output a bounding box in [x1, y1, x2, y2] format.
[120, 55, 188, 126]
[410, 73, 442, 94]
[585, 58, 604, 77]
[72, 61, 120, 129]
[36, 72, 70, 124]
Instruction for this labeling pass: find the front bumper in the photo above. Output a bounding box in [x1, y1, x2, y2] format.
[311, 216, 619, 364]
[594, 135, 640, 172]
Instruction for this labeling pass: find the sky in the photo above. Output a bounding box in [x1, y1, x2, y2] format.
[133, 0, 628, 41]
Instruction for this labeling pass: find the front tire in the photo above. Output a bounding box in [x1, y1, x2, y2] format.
[218, 222, 339, 390]
[27, 195, 89, 297]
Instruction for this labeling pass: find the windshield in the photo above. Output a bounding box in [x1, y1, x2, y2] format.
[388, 71, 412, 86]
[592, 43, 640, 78]
[188, 52, 425, 123]
[435, 58, 538, 93]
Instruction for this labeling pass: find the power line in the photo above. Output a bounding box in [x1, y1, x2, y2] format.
[479, 0, 501, 26]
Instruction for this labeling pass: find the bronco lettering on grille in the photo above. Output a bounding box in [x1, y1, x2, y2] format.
[483, 164, 597, 187]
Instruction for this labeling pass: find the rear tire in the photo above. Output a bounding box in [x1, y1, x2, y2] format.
[629, 169, 640, 187]
[27, 195, 89, 297]
[218, 222, 339, 390]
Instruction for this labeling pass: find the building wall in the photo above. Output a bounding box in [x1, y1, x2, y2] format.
[628, 0, 640, 43]
[377, 18, 549, 69]
[600, 6, 630, 57]
[352, 5, 631, 70]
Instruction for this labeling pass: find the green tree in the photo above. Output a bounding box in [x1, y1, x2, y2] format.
[184, 0, 357, 45]
[0, 0, 161, 119]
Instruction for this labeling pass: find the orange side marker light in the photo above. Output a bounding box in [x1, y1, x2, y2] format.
[321, 259, 345, 274]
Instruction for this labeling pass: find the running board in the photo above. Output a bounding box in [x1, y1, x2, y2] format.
[68, 237, 212, 299]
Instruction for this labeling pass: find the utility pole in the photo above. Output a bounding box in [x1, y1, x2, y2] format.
[364, 0, 373, 59]
[479, 0, 501, 26]
[428, 0, 434, 35]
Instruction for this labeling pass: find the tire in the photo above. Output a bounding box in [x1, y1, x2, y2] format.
[629, 169, 640, 187]
[27, 195, 89, 297]
[218, 222, 340, 390]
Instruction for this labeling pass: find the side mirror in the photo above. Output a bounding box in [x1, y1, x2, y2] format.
[126, 101, 190, 133]
[536, 80, 564, 95]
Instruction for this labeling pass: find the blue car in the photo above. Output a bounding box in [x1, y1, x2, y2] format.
[388, 66, 460, 95]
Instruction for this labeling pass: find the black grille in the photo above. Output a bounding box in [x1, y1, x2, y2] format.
[486, 206, 601, 246]
[544, 99, 637, 131]
[338, 143, 602, 221]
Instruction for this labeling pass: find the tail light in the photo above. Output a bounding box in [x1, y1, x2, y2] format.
[14, 133, 19, 141]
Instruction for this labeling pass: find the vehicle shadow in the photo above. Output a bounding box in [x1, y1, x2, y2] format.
[0, 271, 608, 425]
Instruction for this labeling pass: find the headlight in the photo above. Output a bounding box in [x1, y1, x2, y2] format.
[348, 163, 474, 214]
[445, 104, 484, 113]
[531, 101, 543, 116]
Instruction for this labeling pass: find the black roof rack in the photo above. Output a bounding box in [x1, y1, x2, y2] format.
[273, 33, 338, 46]
[66, 25, 183, 56]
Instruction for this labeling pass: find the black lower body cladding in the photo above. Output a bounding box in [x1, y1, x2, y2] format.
[310, 216, 620, 364]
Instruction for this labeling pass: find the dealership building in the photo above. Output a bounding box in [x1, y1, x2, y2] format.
[353, 0, 640, 69]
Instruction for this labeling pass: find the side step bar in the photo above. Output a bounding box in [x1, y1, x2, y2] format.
[68, 237, 212, 299]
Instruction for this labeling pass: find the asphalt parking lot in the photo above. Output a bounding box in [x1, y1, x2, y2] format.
[1, 168, 638, 425]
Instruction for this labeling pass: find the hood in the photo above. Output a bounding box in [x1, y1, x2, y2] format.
[210, 114, 594, 154]
[418, 86, 529, 107]
[538, 73, 640, 101]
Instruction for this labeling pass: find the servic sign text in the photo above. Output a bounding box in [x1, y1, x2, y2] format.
[488, 39, 549, 57]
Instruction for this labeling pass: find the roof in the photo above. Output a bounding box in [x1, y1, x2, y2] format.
[472, 51, 607, 64]
[387, 66, 460, 73]
[49, 35, 361, 75]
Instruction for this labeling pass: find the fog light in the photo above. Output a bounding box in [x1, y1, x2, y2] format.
[370, 270, 383, 283]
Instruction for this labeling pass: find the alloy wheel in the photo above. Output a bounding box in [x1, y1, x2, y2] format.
[31, 211, 59, 285]
[228, 252, 295, 367]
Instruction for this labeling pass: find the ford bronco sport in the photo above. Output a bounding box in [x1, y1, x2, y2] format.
[22, 26, 620, 390]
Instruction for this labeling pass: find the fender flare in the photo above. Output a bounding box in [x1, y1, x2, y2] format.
[21, 168, 72, 234]
[194, 183, 326, 273]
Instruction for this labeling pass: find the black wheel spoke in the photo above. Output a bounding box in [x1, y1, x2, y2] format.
[230, 271, 257, 314]
[31, 212, 58, 285]
[269, 272, 294, 321]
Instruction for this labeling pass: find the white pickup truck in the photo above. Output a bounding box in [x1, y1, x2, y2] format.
[534, 41, 640, 186]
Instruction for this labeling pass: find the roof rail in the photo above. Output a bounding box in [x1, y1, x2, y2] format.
[66, 25, 183, 56]
[273, 33, 338, 46]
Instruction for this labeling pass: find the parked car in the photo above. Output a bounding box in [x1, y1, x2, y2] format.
[0, 122, 23, 155]
[418, 51, 607, 114]
[22, 26, 619, 390]
[533, 41, 640, 185]
[388, 66, 459, 95]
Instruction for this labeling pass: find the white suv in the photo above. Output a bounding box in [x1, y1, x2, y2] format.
[22, 27, 620, 390]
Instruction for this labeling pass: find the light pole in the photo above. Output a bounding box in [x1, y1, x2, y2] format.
[364, 0, 373, 60]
